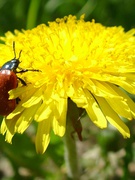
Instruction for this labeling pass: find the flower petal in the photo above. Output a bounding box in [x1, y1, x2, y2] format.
[36, 119, 51, 154]
[105, 85, 132, 119]
[35, 103, 52, 122]
[96, 96, 130, 138]
[84, 89, 107, 128]
[52, 97, 67, 136]
[15, 103, 41, 133]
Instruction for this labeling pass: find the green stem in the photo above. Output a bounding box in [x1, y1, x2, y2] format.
[63, 118, 80, 180]
[26, 0, 41, 29]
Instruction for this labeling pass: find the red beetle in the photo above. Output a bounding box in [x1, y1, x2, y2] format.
[0, 42, 39, 116]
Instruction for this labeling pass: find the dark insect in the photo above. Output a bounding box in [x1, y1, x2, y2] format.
[0, 42, 40, 116]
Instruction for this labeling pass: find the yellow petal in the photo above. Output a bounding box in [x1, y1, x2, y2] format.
[0, 118, 8, 135]
[15, 103, 41, 133]
[84, 89, 107, 128]
[96, 96, 130, 138]
[69, 85, 88, 108]
[52, 98, 67, 136]
[90, 80, 124, 98]
[22, 90, 42, 107]
[35, 103, 52, 122]
[0, 118, 15, 143]
[36, 119, 51, 154]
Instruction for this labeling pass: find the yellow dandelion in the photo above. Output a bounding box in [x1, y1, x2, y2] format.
[0, 15, 135, 153]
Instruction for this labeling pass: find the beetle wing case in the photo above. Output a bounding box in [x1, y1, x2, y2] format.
[0, 70, 18, 116]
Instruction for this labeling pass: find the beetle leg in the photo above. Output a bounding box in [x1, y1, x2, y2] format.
[16, 67, 41, 73]
[17, 77, 27, 86]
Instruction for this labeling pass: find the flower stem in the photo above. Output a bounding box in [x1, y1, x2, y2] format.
[26, 0, 41, 29]
[63, 118, 80, 180]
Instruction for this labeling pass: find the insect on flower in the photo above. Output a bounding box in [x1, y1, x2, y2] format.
[0, 42, 40, 116]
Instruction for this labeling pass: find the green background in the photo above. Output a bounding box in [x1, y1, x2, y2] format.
[0, 0, 135, 179]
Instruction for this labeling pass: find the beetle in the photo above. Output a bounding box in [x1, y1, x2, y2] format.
[0, 42, 39, 116]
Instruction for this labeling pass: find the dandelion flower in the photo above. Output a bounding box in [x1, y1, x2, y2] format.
[0, 15, 135, 153]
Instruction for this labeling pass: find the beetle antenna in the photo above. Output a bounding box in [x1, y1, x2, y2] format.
[18, 50, 22, 60]
[13, 41, 22, 60]
[13, 41, 16, 59]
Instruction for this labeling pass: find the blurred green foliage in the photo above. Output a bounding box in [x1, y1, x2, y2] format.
[0, 0, 135, 34]
[0, 0, 135, 179]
